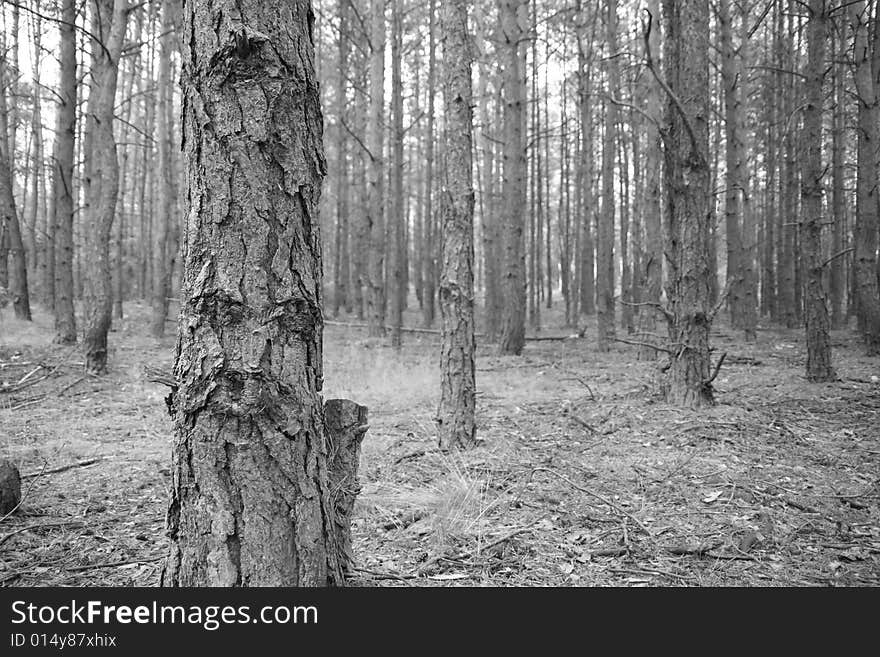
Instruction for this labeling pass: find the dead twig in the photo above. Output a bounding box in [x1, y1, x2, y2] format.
[0, 520, 85, 547]
[23, 458, 103, 479]
[66, 555, 165, 572]
[528, 468, 654, 538]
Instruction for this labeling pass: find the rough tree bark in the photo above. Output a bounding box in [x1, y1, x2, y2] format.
[801, 0, 834, 381]
[660, 0, 715, 407]
[164, 0, 363, 587]
[437, 0, 477, 450]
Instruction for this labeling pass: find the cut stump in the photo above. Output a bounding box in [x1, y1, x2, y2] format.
[324, 399, 368, 575]
[0, 459, 22, 515]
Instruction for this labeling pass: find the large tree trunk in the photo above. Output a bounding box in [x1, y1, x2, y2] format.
[849, 1, 880, 354]
[83, 0, 128, 373]
[596, 0, 618, 351]
[661, 0, 715, 408]
[164, 0, 356, 587]
[366, 0, 386, 337]
[437, 0, 477, 450]
[53, 0, 78, 345]
[498, 0, 527, 356]
[801, 0, 834, 381]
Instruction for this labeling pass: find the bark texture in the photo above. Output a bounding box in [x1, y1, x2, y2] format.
[661, 0, 715, 407]
[164, 0, 350, 586]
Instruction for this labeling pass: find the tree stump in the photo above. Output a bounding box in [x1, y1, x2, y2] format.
[324, 399, 368, 575]
[0, 459, 22, 515]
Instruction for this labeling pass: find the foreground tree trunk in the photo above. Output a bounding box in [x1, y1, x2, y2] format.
[437, 0, 477, 450]
[53, 0, 78, 345]
[801, 0, 834, 381]
[83, 0, 128, 372]
[498, 0, 527, 355]
[164, 0, 354, 586]
[660, 0, 715, 407]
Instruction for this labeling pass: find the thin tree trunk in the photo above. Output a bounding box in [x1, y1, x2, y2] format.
[577, 6, 594, 320]
[149, 2, 177, 338]
[53, 0, 78, 344]
[83, 0, 128, 373]
[438, 0, 477, 450]
[597, 0, 619, 351]
[366, 0, 386, 337]
[801, 0, 833, 381]
[422, 0, 437, 329]
[0, 30, 31, 321]
[498, 0, 527, 355]
[389, 0, 404, 347]
[849, 0, 880, 354]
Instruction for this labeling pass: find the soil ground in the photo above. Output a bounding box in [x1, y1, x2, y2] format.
[1, 302, 878, 586]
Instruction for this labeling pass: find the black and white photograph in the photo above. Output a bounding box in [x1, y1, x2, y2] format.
[0, 0, 878, 611]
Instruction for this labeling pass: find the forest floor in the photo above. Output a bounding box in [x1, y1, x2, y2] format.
[1, 301, 879, 587]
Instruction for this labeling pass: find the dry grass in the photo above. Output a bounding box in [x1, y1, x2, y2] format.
[1, 302, 878, 586]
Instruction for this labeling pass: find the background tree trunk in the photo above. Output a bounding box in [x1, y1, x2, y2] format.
[849, 1, 880, 354]
[498, 0, 527, 355]
[801, 0, 834, 381]
[366, 0, 386, 337]
[53, 0, 78, 345]
[438, 0, 477, 450]
[596, 0, 618, 351]
[83, 0, 128, 373]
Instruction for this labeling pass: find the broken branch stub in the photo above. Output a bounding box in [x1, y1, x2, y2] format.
[324, 399, 369, 575]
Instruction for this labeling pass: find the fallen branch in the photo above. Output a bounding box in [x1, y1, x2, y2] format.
[611, 337, 674, 355]
[66, 555, 165, 572]
[23, 458, 103, 479]
[0, 520, 85, 548]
